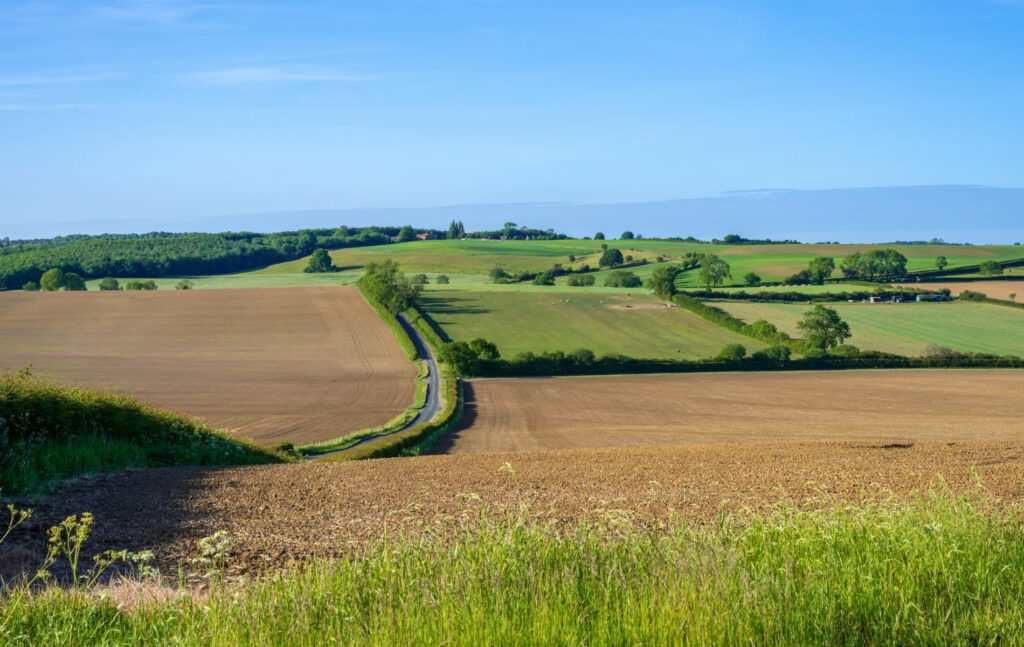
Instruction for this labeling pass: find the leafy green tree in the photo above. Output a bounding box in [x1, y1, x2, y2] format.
[603, 270, 642, 288]
[21, 280, 39, 291]
[797, 305, 851, 351]
[594, 232, 605, 240]
[305, 248, 335, 273]
[358, 259, 421, 314]
[698, 254, 731, 291]
[568, 255, 576, 263]
[436, 274, 450, 284]
[469, 338, 500, 360]
[620, 231, 635, 240]
[175, 279, 195, 290]
[98, 277, 121, 291]
[743, 272, 761, 287]
[979, 260, 1004, 276]
[645, 265, 680, 299]
[62, 273, 87, 291]
[571, 348, 596, 365]
[396, 226, 417, 243]
[935, 256, 948, 271]
[806, 257, 835, 284]
[752, 345, 791, 362]
[599, 248, 624, 268]
[567, 274, 595, 287]
[446, 220, 465, 239]
[125, 280, 158, 290]
[39, 268, 65, 291]
[438, 341, 478, 376]
[716, 343, 747, 361]
[410, 274, 429, 285]
[840, 249, 907, 280]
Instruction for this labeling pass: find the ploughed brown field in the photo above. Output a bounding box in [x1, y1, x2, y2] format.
[437, 370, 1024, 453]
[0, 287, 415, 444]
[13, 441, 1024, 575]
[894, 280, 1024, 301]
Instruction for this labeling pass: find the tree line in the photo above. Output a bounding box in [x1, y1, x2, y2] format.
[0, 227, 401, 290]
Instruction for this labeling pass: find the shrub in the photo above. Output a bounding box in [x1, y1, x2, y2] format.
[923, 343, 957, 357]
[716, 343, 747, 361]
[567, 274, 595, 287]
[751, 345, 791, 362]
[959, 290, 986, 302]
[61, 273, 87, 291]
[603, 270, 642, 288]
[125, 280, 158, 291]
[98, 277, 121, 291]
[436, 275, 450, 285]
[175, 279, 195, 290]
[21, 281, 39, 291]
[411, 274, 429, 285]
[532, 271, 556, 286]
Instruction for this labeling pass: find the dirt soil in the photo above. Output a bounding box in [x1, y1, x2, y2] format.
[0, 287, 415, 444]
[9, 441, 1024, 577]
[895, 281, 1024, 301]
[436, 370, 1024, 453]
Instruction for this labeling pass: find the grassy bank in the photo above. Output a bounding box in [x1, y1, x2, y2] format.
[0, 374, 284, 495]
[3, 491, 1023, 644]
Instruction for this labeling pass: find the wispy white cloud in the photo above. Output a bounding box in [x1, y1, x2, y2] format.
[0, 72, 119, 87]
[183, 66, 374, 85]
[90, 0, 226, 24]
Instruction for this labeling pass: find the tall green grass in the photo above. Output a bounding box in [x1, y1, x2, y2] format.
[2, 491, 1023, 644]
[0, 374, 284, 495]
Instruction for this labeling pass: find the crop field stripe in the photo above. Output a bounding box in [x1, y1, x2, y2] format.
[0, 287, 416, 445]
[440, 369, 1024, 453]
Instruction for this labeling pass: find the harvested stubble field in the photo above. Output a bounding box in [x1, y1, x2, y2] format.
[438, 370, 1024, 453]
[0, 287, 414, 444]
[11, 440, 1024, 576]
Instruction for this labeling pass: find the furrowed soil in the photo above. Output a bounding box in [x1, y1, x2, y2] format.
[439, 370, 1024, 453]
[0, 287, 415, 444]
[10, 441, 1024, 577]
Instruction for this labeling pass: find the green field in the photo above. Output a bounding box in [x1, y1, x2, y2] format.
[420, 288, 762, 359]
[715, 301, 1024, 357]
[256, 240, 1024, 286]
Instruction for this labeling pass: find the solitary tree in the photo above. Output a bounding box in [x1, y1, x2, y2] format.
[436, 274, 450, 284]
[797, 305, 851, 351]
[98, 277, 121, 291]
[305, 248, 335, 273]
[61, 273, 87, 291]
[620, 231, 635, 240]
[743, 272, 761, 287]
[806, 257, 835, 284]
[39, 268, 66, 291]
[489, 266, 509, 282]
[979, 260, 1004, 276]
[935, 255, 948, 271]
[594, 232, 606, 240]
[645, 265, 680, 299]
[698, 254, 731, 291]
[599, 248, 624, 268]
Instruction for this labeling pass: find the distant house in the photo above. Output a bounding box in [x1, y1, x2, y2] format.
[416, 232, 438, 241]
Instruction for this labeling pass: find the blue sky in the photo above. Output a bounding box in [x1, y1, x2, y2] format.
[1, 0, 1023, 235]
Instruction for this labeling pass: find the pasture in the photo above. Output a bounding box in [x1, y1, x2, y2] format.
[715, 300, 1024, 357]
[440, 370, 1024, 453]
[419, 289, 762, 359]
[259, 239, 1024, 285]
[0, 287, 416, 444]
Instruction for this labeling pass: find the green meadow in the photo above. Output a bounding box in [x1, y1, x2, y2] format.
[420, 288, 762, 359]
[258, 239, 1024, 286]
[716, 300, 1024, 357]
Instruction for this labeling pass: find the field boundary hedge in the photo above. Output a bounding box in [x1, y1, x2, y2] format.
[671, 293, 791, 345]
[0, 373, 285, 494]
[679, 288, 924, 303]
[355, 284, 419, 361]
[466, 353, 1024, 378]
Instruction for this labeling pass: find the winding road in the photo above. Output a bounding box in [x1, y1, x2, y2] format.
[308, 313, 441, 458]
